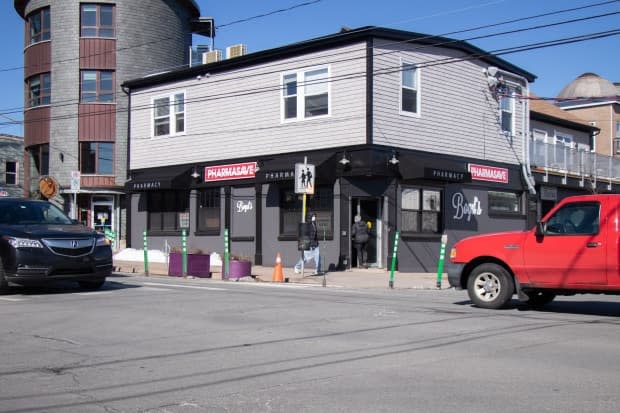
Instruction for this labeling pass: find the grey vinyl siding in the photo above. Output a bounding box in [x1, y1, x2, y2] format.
[130, 43, 368, 169]
[372, 39, 525, 166]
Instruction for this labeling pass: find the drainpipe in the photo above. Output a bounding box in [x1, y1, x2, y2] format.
[487, 67, 536, 195]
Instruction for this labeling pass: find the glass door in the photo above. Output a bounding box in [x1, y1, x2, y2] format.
[92, 196, 114, 233]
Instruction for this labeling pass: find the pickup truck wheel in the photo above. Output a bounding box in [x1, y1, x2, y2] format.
[467, 263, 514, 309]
[522, 290, 556, 306]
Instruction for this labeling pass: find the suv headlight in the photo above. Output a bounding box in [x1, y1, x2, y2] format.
[95, 233, 111, 246]
[5, 237, 43, 249]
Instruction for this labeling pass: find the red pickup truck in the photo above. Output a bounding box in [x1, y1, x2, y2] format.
[447, 194, 620, 309]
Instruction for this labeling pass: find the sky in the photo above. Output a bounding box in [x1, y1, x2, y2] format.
[0, 0, 618, 137]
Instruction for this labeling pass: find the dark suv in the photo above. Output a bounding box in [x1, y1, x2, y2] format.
[0, 198, 112, 292]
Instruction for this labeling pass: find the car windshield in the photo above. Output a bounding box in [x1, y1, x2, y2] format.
[0, 200, 74, 225]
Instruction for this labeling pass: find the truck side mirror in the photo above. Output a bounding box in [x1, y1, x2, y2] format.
[535, 221, 545, 237]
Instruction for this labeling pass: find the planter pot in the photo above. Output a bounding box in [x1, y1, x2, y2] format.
[227, 259, 252, 280]
[168, 252, 211, 278]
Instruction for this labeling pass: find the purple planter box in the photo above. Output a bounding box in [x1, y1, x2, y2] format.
[168, 252, 211, 278]
[227, 260, 252, 280]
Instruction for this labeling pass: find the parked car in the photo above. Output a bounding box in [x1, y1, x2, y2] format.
[447, 194, 620, 309]
[0, 198, 112, 292]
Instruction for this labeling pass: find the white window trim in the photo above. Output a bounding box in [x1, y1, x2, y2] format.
[500, 87, 515, 136]
[532, 128, 548, 143]
[5, 161, 19, 186]
[553, 130, 573, 147]
[280, 65, 331, 123]
[399, 58, 421, 117]
[151, 90, 186, 138]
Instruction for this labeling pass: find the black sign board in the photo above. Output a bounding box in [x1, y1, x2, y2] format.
[424, 168, 471, 182]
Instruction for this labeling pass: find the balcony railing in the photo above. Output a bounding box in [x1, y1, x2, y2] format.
[529, 139, 620, 186]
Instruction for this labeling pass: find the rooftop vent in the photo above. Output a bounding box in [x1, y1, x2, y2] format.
[226, 44, 247, 59]
[203, 50, 222, 64]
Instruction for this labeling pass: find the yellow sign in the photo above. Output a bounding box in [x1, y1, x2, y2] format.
[39, 176, 59, 199]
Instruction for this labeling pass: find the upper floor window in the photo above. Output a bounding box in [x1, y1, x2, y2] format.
[401, 62, 419, 114]
[31, 144, 49, 176]
[152, 92, 185, 137]
[27, 7, 50, 45]
[80, 70, 114, 103]
[81, 4, 115, 37]
[554, 132, 573, 147]
[615, 121, 620, 153]
[282, 67, 329, 121]
[499, 86, 517, 135]
[80, 142, 113, 175]
[27, 73, 51, 108]
[401, 187, 441, 234]
[5, 161, 18, 185]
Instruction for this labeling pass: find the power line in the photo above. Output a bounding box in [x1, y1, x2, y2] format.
[4, 27, 618, 131]
[216, 0, 322, 29]
[2, 2, 617, 117]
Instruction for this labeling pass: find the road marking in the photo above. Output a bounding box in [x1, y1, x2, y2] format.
[140, 282, 226, 291]
[0, 297, 25, 302]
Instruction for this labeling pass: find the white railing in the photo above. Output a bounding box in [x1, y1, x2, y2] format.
[529, 139, 620, 185]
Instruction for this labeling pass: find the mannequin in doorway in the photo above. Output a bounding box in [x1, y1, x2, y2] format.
[351, 214, 369, 268]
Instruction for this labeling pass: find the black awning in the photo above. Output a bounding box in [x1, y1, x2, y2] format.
[398, 154, 470, 182]
[125, 166, 192, 192]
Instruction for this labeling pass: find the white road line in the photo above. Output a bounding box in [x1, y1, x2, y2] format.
[140, 282, 227, 291]
[0, 297, 25, 302]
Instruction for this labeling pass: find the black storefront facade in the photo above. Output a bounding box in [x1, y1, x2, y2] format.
[125, 144, 536, 273]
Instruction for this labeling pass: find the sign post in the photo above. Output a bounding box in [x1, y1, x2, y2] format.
[70, 171, 81, 220]
[295, 157, 315, 276]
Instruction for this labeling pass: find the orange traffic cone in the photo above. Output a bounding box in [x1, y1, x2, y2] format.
[272, 252, 284, 282]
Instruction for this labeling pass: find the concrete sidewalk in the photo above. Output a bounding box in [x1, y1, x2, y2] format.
[113, 259, 449, 290]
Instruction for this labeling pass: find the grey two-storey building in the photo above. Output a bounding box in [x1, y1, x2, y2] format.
[123, 26, 549, 272]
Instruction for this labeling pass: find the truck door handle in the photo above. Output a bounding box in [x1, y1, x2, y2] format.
[586, 242, 601, 248]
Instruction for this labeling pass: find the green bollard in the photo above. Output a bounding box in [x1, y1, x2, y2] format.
[143, 230, 149, 276]
[182, 229, 188, 277]
[436, 233, 448, 289]
[223, 228, 229, 280]
[389, 231, 399, 289]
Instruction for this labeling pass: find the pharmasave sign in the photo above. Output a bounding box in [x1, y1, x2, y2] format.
[468, 163, 509, 184]
[204, 162, 257, 182]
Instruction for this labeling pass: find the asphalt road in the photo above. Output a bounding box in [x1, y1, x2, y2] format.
[1, 274, 620, 413]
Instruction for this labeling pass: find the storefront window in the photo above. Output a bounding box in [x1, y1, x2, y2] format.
[280, 185, 333, 238]
[401, 187, 441, 234]
[488, 191, 521, 214]
[147, 190, 189, 233]
[197, 188, 221, 234]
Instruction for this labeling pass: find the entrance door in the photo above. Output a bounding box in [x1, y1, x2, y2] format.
[92, 196, 114, 234]
[351, 198, 382, 267]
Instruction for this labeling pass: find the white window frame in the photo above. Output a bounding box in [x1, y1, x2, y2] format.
[554, 131, 573, 147]
[280, 66, 330, 122]
[5, 161, 18, 186]
[151, 91, 186, 138]
[500, 87, 515, 135]
[399, 59, 421, 117]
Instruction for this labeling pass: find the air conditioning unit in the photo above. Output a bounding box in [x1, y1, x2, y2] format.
[203, 50, 222, 64]
[226, 44, 247, 59]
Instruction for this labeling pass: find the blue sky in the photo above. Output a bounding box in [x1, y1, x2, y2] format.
[1, 0, 618, 137]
